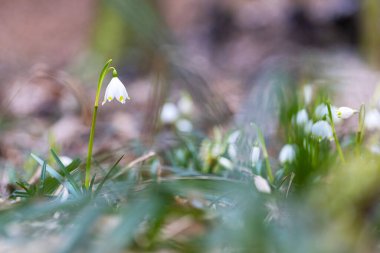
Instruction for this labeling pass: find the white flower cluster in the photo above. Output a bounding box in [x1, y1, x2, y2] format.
[160, 94, 194, 132]
[281, 104, 358, 163]
[227, 130, 261, 167]
[291, 104, 357, 142]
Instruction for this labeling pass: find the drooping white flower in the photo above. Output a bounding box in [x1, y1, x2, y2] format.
[251, 146, 261, 166]
[315, 104, 341, 124]
[175, 119, 193, 132]
[304, 120, 313, 134]
[336, 107, 358, 119]
[218, 157, 233, 170]
[102, 77, 130, 105]
[177, 95, 193, 115]
[295, 109, 308, 125]
[279, 144, 296, 164]
[228, 130, 240, 144]
[311, 120, 333, 141]
[365, 109, 380, 131]
[254, 176, 271, 194]
[228, 144, 238, 159]
[303, 85, 313, 105]
[59, 156, 73, 167]
[160, 103, 179, 124]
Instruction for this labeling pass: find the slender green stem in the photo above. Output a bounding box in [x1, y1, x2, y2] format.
[326, 103, 345, 164]
[356, 104, 366, 154]
[252, 123, 274, 183]
[85, 59, 113, 189]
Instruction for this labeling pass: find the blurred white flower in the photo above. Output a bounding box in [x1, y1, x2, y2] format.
[228, 144, 238, 159]
[59, 156, 73, 167]
[177, 95, 193, 115]
[160, 103, 179, 124]
[365, 109, 380, 130]
[370, 144, 380, 154]
[336, 107, 358, 119]
[254, 176, 271, 194]
[228, 130, 240, 144]
[304, 120, 313, 134]
[102, 77, 130, 105]
[311, 120, 333, 141]
[251, 146, 261, 166]
[295, 109, 308, 125]
[211, 143, 224, 157]
[60, 187, 69, 202]
[303, 85, 313, 105]
[175, 119, 193, 132]
[315, 104, 341, 124]
[218, 157, 233, 170]
[279, 144, 296, 164]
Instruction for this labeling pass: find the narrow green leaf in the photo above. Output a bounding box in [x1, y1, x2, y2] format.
[50, 149, 81, 194]
[38, 161, 47, 195]
[94, 155, 124, 197]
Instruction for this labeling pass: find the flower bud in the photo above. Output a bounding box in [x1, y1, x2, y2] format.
[336, 107, 358, 119]
[254, 176, 271, 194]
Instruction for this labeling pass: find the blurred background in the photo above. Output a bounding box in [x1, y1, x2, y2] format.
[0, 0, 379, 171]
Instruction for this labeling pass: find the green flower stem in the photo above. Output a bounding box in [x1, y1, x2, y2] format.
[252, 124, 274, 183]
[355, 104, 366, 154]
[85, 59, 113, 189]
[327, 103, 345, 164]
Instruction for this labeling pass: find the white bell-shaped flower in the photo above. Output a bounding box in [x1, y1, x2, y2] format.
[254, 176, 271, 194]
[102, 77, 130, 105]
[228, 144, 238, 159]
[59, 156, 73, 167]
[251, 146, 261, 166]
[294, 109, 308, 126]
[311, 120, 333, 141]
[218, 157, 233, 170]
[279, 144, 296, 164]
[315, 104, 341, 124]
[160, 103, 179, 124]
[336, 106, 358, 119]
[177, 95, 193, 115]
[365, 109, 380, 130]
[175, 119, 193, 132]
[303, 85, 313, 105]
[228, 130, 240, 144]
[304, 120, 313, 134]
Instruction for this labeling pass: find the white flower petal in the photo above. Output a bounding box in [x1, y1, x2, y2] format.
[59, 156, 73, 167]
[218, 157, 233, 170]
[228, 144, 237, 159]
[251, 146, 261, 165]
[178, 95, 193, 115]
[303, 85, 313, 104]
[315, 104, 341, 124]
[304, 120, 313, 134]
[160, 103, 179, 124]
[254, 176, 271, 194]
[228, 130, 240, 144]
[176, 119, 193, 132]
[365, 109, 380, 130]
[311, 120, 333, 141]
[279, 144, 296, 164]
[295, 109, 308, 125]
